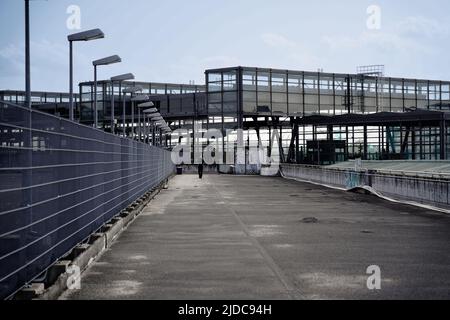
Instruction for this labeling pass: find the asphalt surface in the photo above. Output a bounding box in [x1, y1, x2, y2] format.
[62, 174, 450, 300]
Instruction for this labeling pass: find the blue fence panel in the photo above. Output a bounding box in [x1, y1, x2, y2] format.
[0, 101, 175, 299]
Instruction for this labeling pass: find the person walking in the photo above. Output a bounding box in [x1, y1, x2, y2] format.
[198, 162, 204, 179]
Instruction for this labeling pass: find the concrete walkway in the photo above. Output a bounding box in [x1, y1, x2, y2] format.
[62, 175, 450, 300]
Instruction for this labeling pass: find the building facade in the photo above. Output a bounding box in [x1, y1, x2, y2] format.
[3, 66, 450, 164]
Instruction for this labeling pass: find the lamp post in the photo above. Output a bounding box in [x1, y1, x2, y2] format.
[110, 73, 134, 134]
[24, 0, 31, 109]
[68, 28, 104, 121]
[143, 108, 159, 144]
[153, 120, 167, 147]
[122, 86, 143, 138]
[161, 121, 172, 148]
[132, 95, 149, 141]
[92, 55, 121, 128]
[150, 115, 163, 146]
[138, 102, 156, 142]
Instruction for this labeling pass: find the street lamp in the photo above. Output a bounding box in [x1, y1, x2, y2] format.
[138, 102, 155, 142]
[132, 95, 149, 101]
[122, 86, 143, 138]
[92, 55, 121, 127]
[153, 121, 164, 146]
[68, 28, 105, 121]
[110, 73, 134, 134]
[148, 115, 163, 146]
[162, 126, 172, 147]
[143, 107, 158, 144]
[25, 0, 31, 109]
[143, 108, 158, 114]
[132, 95, 149, 141]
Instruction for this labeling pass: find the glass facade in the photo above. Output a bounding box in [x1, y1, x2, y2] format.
[206, 67, 450, 119]
[3, 66, 450, 163]
[0, 90, 78, 119]
[204, 67, 450, 162]
[77, 81, 206, 132]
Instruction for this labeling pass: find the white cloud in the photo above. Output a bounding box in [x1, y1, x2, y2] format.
[0, 39, 91, 91]
[259, 32, 321, 71]
[321, 15, 443, 56]
[397, 16, 449, 38]
[261, 33, 297, 48]
[0, 40, 72, 70]
[161, 55, 241, 84]
[322, 31, 434, 55]
[0, 44, 23, 60]
[202, 55, 241, 68]
[0, 43, 25, 73]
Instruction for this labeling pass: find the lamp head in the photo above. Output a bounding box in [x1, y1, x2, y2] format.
[93, 55, 121, 66]
[68, 28, 104, 42]
[138, 102, 155, 108]
[131, 95, 149, 102]
[111, 73, 135, 82]
[143, 108, 158, 114]
[123, 86, 143, 94]
[148, 113, 161, 118]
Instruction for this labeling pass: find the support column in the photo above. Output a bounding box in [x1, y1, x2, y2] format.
[295, 122, 300, 164]
[440, 119, 447, 160]
[327, 125, 333, 141]
[386, 126, 390, 154]
[363, 126, 368, 160]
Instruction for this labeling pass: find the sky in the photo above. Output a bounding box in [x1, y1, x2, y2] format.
[0, 0, 449, 92]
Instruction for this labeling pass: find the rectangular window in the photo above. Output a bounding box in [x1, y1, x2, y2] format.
[223, 71, 237, 91]
[257, 91, 271, 113]
[441, 83, 450, 108]
[272, 92, 287, 114]
[223, 91, 237, 114]
[417, 81, 428, 109]
[288, 74, 302, 93]
[257, 72, 270, 92]
[243, 71, 257, 90]
[208, 73, 222, 92]
[288, 91, 303, 115]
[243, 91, 257, 113]
[208, 73, 222, 83]
[271, 73, 287, 93]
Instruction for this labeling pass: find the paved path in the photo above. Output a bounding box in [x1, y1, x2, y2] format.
[62, 175, 450, 300]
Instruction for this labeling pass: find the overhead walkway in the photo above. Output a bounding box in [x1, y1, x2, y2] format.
[62, 175, 450, 300]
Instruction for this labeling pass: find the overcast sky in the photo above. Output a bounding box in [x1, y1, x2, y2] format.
[0, 0, 449, 92]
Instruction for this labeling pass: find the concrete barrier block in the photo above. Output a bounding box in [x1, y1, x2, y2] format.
[88, 233, 104, 245]
[35, 273, 69, 301]
[105, 218, 124, 247]
[73, 237, 105, 272]
[122, 212, 135, 227]
[68, 243, 90, 260]
[46, 260, 71, 287]
[15, 283, 45, 300]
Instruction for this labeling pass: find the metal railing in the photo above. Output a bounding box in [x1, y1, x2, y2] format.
[0, 101, 175, 299]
